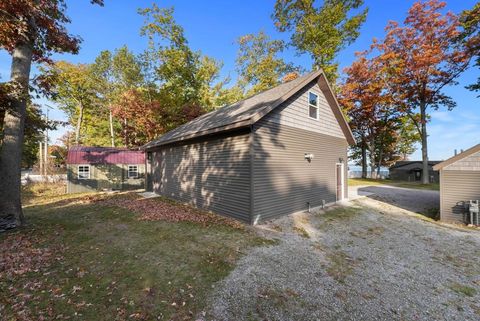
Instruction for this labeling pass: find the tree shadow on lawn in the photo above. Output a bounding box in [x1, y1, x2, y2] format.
[1, 194, 270, 321]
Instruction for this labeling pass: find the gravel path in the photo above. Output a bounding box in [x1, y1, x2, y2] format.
[203, 198, 480, 321]
[351, 185, 440, 214]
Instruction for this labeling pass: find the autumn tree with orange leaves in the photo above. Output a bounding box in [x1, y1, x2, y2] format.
[372, 0, 472, 184]
[0, 0, 104, 230]
[340, 53, 413, 178]
[110, 89, 163, 147]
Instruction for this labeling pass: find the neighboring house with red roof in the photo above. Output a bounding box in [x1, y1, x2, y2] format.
[66, 146, 145, 193]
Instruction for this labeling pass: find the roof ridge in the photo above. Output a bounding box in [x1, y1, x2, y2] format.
[433, 143, 480, 170]
[142, 69, 356, 149]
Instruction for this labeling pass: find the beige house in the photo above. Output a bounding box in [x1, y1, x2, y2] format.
[434, 144, 480, 224]
[66, 147, 145, 193]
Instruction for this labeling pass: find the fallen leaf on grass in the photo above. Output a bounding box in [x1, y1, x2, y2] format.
[97, 194, 244, 228]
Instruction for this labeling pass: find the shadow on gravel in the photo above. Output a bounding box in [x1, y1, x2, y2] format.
[358, 185, 440, 219]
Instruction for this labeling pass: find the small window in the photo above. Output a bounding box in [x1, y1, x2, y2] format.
[308, 92, 319, 120]
[78, 165, 90, 179]
[128, 165, 139, 178]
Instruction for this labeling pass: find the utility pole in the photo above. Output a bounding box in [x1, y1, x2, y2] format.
[43, 104, 55, 176]
[44, 107, 49, 176]
[39, 141, 43, 175]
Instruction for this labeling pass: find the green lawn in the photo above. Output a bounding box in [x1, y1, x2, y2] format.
[348, 178, 439, 191]
[1, 184, 270, 320]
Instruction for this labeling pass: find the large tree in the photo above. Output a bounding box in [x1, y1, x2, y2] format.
[458, 2, 480, 95]
[0, 0, 103, 230]
[374, 0, 471, 184]
[91, 50, 116, 147]
[45, 61, 99, 145]
[139, 5, 223, 126]
[272, 0, 368, 82]
[91, 46, 145, 147]
[110, 89, 163, 147]
[340, 51, 420, 178]
[236, 31, 299, 96]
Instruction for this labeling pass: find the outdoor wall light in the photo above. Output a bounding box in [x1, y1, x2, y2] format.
[339, 157, 344, 163]
[305, 153, 314, 161]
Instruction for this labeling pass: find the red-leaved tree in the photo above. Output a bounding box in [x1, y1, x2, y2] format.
[373, 0, 471, 184]
[0, 0, 103, 230]
[111, 89, 164, 147]
[340, 53, 404, 178]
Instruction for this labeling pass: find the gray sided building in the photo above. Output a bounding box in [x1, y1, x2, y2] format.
[434, 144, 480, 224]
[389, 161, 441, 183]
[143, 70, 355, 224]
[66, 147, 145, 193]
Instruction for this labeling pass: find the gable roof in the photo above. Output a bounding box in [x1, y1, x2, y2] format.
[142, 70, 355, 150]
[67, 146, 145, 165]
[390, 160, 441, 170]
[433, 144, 480, 171]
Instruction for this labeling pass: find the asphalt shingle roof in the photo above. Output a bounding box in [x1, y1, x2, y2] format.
[143, 69, 354, 149]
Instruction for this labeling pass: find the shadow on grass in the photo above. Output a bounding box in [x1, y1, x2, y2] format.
[2, 193, 267, 321]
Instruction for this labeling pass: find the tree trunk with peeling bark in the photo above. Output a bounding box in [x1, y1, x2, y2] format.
[0, 40, 34, 231]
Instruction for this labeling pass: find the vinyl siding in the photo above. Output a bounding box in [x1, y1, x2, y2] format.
[252, 119, 348, 222]
[445, 151, 480, 171]
[261, 80, 346, 140]
[67, 163, 145, 193]
[151, 130, 251, 223]
[440, 170, 480, 223]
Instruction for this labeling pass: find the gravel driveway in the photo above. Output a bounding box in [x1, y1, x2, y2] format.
[203, 198, 480, 321]
[351, 184, 440, 214]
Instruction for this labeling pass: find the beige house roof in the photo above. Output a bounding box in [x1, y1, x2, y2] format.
[433, 144, 480, 170]
[142, 70, 355, 149]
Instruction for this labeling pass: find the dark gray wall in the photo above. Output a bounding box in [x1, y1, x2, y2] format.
[151, 129, 252, 222]
[252, 119, 348, 223]
[390, 167, 439, 183]
[440, 170, 480, 223]
[148, 80, 350, 224]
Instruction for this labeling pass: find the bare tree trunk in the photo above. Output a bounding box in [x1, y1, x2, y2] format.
[124, 117, 128, 147]
[376, 148, 383, 177]
[0, 41, 34, 231]
[0, 109, 5, 135]
[420, 101, 429, 184]
[361, 136, 367, 179]
[367, 138, 376, 179]
[109, 109, 115, 147]
[74, 102, 84, 145]
[376, 135, 384, 177]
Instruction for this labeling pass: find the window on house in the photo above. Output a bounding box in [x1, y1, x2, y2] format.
[128, 165, 139, 178]
[78, 165, 90, 179]
[308, 92, 319, 120]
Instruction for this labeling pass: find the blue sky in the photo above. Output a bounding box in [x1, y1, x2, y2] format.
[0, 0, 478, 160]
